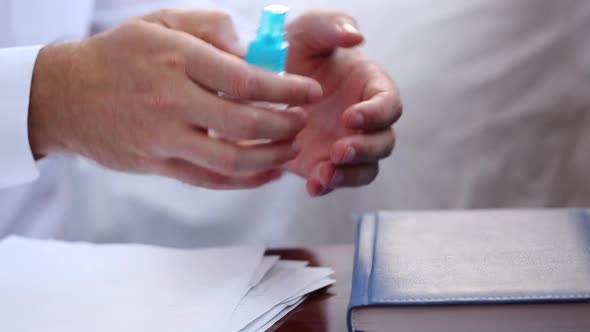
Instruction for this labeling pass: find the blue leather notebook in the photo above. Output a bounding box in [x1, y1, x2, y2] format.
[348, 209, 590, 332]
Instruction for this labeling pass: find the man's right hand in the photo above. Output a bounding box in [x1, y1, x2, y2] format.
[27, 9, 322, 189]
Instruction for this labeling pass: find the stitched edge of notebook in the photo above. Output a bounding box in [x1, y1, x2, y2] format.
[374, 294, 590, 302]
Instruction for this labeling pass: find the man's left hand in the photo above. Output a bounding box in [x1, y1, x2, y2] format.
[284, 10, 402, 196]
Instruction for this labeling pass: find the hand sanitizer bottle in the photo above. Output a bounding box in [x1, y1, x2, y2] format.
[246, 4, 289, 75]
[210, 5, 290, 146]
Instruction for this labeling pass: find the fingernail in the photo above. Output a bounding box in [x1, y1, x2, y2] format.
[341, 23, 360, 35]
[318, 185, 333, 196]
[341, 146, 356, 163]
[308, 180, 324, 197]
[330, 170, 344, 188]
[351, 112, 364, 127]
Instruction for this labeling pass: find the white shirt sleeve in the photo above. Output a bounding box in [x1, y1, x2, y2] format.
[0, 46, 42, 188]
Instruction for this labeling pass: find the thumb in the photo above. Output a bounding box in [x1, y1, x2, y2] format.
[143, 9, 245, 57]
[287, 10, 364, 57]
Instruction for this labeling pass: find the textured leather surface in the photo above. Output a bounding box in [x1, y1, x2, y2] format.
[352, 209, 590, 308]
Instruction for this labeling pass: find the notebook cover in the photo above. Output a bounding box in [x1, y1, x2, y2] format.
[347, 209, 590, 332]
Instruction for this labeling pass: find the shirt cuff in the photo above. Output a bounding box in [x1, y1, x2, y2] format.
[0, 45, 43, 188]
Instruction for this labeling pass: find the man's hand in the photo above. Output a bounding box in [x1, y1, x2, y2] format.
[28, 9, 322, 189]
[284, 10, 402, 196]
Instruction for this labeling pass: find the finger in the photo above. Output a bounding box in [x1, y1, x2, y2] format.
[143, 9, 245, 56]
[288, 10, 364, 57]
[312, 161, 379, 189]
[330, 129, 395, 165]
[183, 88, 307, 141]
[306, 178, 334, 197]
[327, 164, 379, 188]
[343, 91, 402, 131]
[306, 160, 379, 194]
[185, 41, 322, 105]
[304, 161, 333, 196]
[155, 158, 283, 190]
[163, 129, 301, 176]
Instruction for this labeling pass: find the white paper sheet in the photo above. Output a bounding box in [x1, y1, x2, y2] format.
[241, 277, 335, 332]
[229, 264, 334, 331]
[273, 260, 309, 269]
[255, 297, 307, 332]
[249, 256, 279, 287]
[282, 277, 335, 303]
[0, 237, 265, 332]
[241, 296, 304, 332]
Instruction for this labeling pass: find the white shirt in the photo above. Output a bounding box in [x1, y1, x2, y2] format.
[1, 0, 590, 247]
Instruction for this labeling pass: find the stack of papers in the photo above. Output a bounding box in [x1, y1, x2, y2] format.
[0, 237, 334, 332]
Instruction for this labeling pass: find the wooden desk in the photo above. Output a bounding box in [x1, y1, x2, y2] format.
[267, 245, 354, 332]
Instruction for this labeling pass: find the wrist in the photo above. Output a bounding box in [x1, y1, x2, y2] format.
[28, 42, 79, 158]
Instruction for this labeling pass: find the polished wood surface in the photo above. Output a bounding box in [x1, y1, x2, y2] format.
[266, 245, 354, 332]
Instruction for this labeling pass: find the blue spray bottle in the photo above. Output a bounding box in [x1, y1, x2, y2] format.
[240, 5, 289, 145]
[210, 5, 290, 145]
[240, 4, 290, 145]
[245, 4, 289, 75]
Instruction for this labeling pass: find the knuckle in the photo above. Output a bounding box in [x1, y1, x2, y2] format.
[198, 26, 214, 42]
[146, 93, 170, 111]
[229, 70, 258, 98]
[163, 52, 188, 70]
[155, 8, 179, 19]
[114, 21, 147, 40]
[208, 10, 233, 26]
[238, 111, 263, 138]
[195, 22, 215, 42]
[119, 20, 140, 32]
[144, 91, 179, 112]
[307, 8, 324, 16]
[198, 11, 233, 38]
